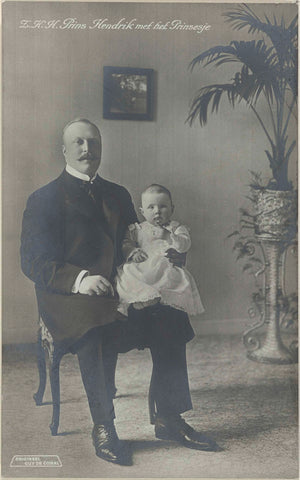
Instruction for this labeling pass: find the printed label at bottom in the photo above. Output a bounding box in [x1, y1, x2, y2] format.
[10, 455, 62, 467]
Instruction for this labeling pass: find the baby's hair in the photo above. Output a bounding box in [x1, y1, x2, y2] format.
[142, 184, 173, 203]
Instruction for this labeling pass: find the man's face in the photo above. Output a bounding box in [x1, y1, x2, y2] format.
[140, 191, 174, 226]
[62, 122, 102, 177]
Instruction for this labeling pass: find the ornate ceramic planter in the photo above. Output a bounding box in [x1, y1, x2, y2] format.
[254, 189, 297, 239]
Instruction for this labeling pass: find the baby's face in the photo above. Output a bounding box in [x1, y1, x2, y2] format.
[140, 192, 174, 226]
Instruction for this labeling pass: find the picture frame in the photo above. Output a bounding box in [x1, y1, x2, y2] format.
[103, 66, 154, 120]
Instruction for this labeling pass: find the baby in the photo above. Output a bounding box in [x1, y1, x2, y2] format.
[116, 184, 204, 316]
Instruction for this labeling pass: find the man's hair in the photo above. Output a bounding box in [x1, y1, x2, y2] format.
[62, 118, 102, 142]
[142, 184, 173, 203]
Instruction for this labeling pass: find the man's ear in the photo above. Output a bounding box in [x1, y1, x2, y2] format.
[139, 207, 144, 217]
[62, 145, 66, 157]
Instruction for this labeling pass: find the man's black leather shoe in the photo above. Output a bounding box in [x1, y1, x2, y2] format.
[92, 423, 132, 465]
[155, 415, 222, 451]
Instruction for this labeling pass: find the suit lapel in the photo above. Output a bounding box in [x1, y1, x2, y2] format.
[96, 177, 120, 240]
[61, 171, 121, 241]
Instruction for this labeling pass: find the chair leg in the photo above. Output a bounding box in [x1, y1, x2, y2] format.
[148, 367, 157, 425]
[48, 347, 64, 436]
[33, 331, 47, 406]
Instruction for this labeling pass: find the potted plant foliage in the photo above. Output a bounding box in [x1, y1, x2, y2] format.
[187, 5, 298, 363]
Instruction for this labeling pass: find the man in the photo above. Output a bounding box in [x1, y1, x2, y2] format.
[21, 119, 219, 466]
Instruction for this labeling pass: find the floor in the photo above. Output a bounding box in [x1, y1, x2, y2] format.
[2, 322, 298, 479]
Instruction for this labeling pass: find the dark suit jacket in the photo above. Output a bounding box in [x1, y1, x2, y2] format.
[20, 170, 137, 346]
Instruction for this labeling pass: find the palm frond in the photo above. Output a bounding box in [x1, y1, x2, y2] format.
[187, 58, 279, 127]
[190, 40, 280, 104]
[224, 5, 298, 70]
[189, 45, 237, 71]
[283, 62, 298, 97]
[225, 5, 298, 45]
[188, 5, 297, 190]
[186, 83, 236, 126]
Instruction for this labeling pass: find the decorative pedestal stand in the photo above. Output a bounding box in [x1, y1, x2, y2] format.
[244, 235, 296, 364]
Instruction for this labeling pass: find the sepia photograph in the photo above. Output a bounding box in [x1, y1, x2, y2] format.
[2, 0, 298, 478]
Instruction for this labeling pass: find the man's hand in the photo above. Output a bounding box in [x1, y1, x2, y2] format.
[78, 275, 114, 296]
[165, 248, 186, 268]
[131, 249, 148, 263]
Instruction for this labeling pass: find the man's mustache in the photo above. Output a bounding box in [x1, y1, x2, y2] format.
[79, 154, 99, 161]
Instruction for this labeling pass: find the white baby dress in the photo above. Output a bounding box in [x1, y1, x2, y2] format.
[116, 221, 205, 316]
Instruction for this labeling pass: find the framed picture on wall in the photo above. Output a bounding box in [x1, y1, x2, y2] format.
[103, 66, 154, 120]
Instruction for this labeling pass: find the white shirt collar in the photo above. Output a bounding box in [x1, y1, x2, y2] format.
[66, 164, 98, 182]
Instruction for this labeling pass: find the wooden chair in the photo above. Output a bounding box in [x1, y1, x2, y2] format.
[33, 317, 118, 436]
[33, 318, 68, 435]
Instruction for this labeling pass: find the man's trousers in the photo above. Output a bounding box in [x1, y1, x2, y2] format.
[73, 304, 195, 425]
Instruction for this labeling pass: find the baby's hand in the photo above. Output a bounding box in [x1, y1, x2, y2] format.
[131, 249, 148, 263]
[166, 224, 178, 235]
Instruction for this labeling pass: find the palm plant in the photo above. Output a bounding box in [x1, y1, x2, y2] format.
[187, 4, 297, 191]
